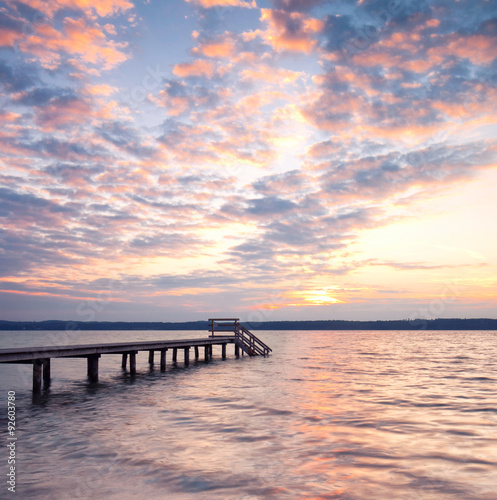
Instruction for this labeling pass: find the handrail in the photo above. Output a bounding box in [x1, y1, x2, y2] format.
[208, 318, 271, 356]
[208, 318, 240, 321]
[236, 332, 265, 356]
[209, 318, 239, 336]
[234, 325, 272, 356]
[239, 325, 272, 353]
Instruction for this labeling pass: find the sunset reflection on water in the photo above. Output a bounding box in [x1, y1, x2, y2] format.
[0, 329, 496, 499]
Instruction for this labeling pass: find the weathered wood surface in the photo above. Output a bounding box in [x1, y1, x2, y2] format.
[87, 355, 100, 382]
[160, 349, 167, 371]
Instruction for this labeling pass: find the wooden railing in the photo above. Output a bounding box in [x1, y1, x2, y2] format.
[209, 318, 240, 336]
[235, 324, 272, 357]
[208, 318, 272, 357]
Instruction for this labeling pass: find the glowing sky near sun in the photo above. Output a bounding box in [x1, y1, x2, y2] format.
[0, 0, 496, 322]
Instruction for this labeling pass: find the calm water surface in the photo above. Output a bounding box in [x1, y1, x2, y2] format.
[0, 330, 496, 499]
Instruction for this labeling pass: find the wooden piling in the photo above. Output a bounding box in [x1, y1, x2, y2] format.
[160, 349, 166, 371]
[204, 345, 209, 362]
[87, 355, 100, 383]
[194, 346, 199, 360]
[235, 344, 239, 356]
[42, 358, 51, 385]
[222, 344, 226, 359]
[172, 348, 177, 363]
[33, 359, 42, 392]
[122, 353, 127, 369]
[129, 351, 136, 375]
[148, 350, 154, 365]
[184, 347, 190, 366]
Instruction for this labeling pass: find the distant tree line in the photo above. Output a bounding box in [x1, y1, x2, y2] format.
[1, 318, 496, 331]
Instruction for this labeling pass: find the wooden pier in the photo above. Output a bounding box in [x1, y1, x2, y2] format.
[0, 319, 271, 392]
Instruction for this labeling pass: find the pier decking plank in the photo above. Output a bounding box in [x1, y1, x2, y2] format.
[0, 337, 236, 363]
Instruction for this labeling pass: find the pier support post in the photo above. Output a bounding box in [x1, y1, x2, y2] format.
[129, 351, 137, 375]
[184, 347, 190, 366]
[235, 344, 239, 357]
[172, 348, 177, 363]
[160, 349, 167, 372]
[194, 346, 199, 360]
[42, 358, 51, 386]
[33, 359, 43, 393]
[209, 345, 213, 359]
[222, 344, 226, 359]
[87, 355, 100, 383]
[204, 345, 209, 362]
[148, 350, 154, 365]
[122, 353, 127, 369]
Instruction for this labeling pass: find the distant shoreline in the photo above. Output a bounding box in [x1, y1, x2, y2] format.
[1, 318, 496, 331]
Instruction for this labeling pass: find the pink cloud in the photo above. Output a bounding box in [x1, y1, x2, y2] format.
[173, 59, 215, 78]
[155, 93, 190, 116]
[103, 23, 117, 35]
[241, 66, 303, 84]
[378, 28, 497, 70]
[16, 15, 129, 71]
[437, 34, 497, 66]
[13, 0, 133, 18]
[0, 111, 21, 123]
[260, 8, 324, 53]
[194, 36, 236, 58]
[35, 97, 93, 131]
[61, 17, 129, 69]
[0, 27, 22, 48]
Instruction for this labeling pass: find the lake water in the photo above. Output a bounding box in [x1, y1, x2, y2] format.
[1, 329, 496, 499]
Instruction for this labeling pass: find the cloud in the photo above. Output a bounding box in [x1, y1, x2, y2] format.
[156, 78, 223, 116]
[0, 187, 77, 252]
[241, 65, 303, 83]
[260, 8, 324, 53]
[12, 0, 134, 18]
[0, 8, 24, 47]
[25, 138, 107, 161]
[369, 260, 488, 270]
[173, 59, 215, 78]
[320, 13, 356, 52]
[0, 60, 39, 92]
[194, 34, 236, 58]
[15, 86, 77, 107]
[156, 80, 191, 116]
[430, 34, 497, 66]
[185, 0, 257, 8]
[246, 196, 298, 215]
[155, 75, 282, 167]
[301, 8, 497, 138]
[270, 0, 324, 12]
[44, 163, 105, 187]
[129, 233, 206, 255]
[3, 3, 130, 72]
[97, 121, 157, 158]
[252, 170, 311, 195]
[34, 95, 93, 131]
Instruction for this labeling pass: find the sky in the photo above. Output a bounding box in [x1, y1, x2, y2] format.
[0, 0, 496, 323]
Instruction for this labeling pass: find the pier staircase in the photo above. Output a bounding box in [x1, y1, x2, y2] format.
[209, 318, 272, 357]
